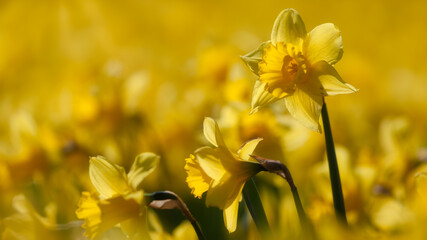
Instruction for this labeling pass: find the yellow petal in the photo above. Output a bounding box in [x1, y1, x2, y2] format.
[250, 80, 279, 114]
[223, 196, 240, 233]
[284, 81, 323, 132]
[121, 215, 150, 240]
[241, 41, 271, 75]
[76, 192, 141, 239]
[172, 221, 198, 239]
[194, 146, 227, 180]
[238, 138, 263, 161]
[205, 174, 244, 209]
[312, 61, 358, 96]
[415, 172, 427, 197]
[203, 117, 226, 148]
[75, 192, 102, 239]
[271, 9, 306, 46]
[304, 23, 343, 65]
[127, 152, 160, 190]
[184, 154, 211, 199]
[89, 156, 131, 199]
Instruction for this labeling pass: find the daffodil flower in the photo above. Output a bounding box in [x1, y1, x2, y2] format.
[242, 9, 357, 132]
[76, 153, 159, 239]
[185, 117, 263, 232]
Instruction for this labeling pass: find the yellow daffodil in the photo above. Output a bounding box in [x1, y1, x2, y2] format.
[242, 8, 357, 132]
[185, 117, 263, 232]
[76, 153, 159, 239]
[2, 195, 59, 240]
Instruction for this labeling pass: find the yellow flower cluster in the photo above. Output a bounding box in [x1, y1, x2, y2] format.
[1, 2, 427, 240]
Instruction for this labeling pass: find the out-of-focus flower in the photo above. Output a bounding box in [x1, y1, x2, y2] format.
[241, 8, 357, 132]
[415, 172, 427, 198]
[2, 195, 60, 240]
[184, 117, 263, 232]
[76, 153, 159, 239]
[148, 211, 197, 240]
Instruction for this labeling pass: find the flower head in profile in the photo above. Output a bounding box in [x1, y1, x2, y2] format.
[76, 153, 159, 239]
[185, 117, 263, 232]
[241, 9, 358, 132]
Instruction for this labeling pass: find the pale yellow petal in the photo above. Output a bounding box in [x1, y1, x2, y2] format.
[241, 41, 271, 75]
[194, 147, 226, 181]
[284, 82, 323, 132]
[312, 61, 358, 96]
[205, 174, 244, 209]
[75, 192, 140, 239]
[127, 152, 160, 190]
[304, 23, 343, 65]
[415, 172, 427, 197]
[184, 154, 211, 199]
[238, 138, 263, 161]
[203, 117, 227, 148]
[271, 8, 306, 46]
[250, 80, 279, 114]
[223, 196, 240, 233]
[172, 221, 197, 239]
[202, 117, 236, 169]
[89, 156, 131, 199]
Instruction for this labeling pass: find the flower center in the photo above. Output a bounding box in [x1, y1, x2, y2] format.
[258, 42, 307, 98]
[283, 56, 299, 75]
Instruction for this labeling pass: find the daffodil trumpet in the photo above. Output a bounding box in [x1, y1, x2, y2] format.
[144, 191, 206, 240]
[321, 103, 347, 224]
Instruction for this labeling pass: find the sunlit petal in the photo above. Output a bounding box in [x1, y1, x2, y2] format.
[304, 23, 343, 65]
[271, 9, 306, 46]
[203, 117, 227, 148]
[238, 138, 263, 161]
[194, 146, 226, 181]
[223, 196, 240, 233]
[76, 192, 140, 239]
[312, 61, 358, 96]
[250, 80, 280, 114]
[89, 156, 131, 199]
[205, 174, 244, 210]
[127, 152, 160, 190]
[284, 81, 323, 132]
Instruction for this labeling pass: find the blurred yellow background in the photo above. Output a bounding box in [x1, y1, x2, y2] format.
[1, 0, 427, 239]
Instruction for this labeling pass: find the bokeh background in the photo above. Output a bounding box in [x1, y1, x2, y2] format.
[1, 0, 427, 239]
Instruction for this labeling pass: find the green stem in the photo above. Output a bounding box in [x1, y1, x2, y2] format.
[290, 186, 307, 226]
[242, 177, 271, 237]
[145, 191, 207, 240]
[321, 103, 347, 224]
[290, 186, 316, 239]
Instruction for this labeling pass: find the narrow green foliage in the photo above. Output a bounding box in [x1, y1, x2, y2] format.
[242, 177, 271, 237]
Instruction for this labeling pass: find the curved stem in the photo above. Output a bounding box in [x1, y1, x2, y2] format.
[250, 155, 313, 231]
[321, 103, 348, 224]
[145, 191, 207, 240]
[242, 178, 271, 237]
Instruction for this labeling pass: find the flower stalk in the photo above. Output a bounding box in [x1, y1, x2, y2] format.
[242, 178, 271, 237]
[250, 155, 312, 231]
[145, 191, 206, 240]
[321, 102, 347, 224]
